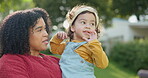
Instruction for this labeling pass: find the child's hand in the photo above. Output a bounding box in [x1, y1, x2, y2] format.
[57, 31, 68, 40]
[82, 31, 97, 42]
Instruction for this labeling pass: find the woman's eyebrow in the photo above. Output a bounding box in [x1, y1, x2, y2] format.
[34, 26, 42, 30]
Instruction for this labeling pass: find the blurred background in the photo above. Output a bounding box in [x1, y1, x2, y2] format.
[0, 0, 148, 78]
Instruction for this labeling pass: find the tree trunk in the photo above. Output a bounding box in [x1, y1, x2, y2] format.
[136, 14, 140, 21]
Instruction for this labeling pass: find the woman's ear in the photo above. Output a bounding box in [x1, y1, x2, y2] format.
[70, 26, 75, 32]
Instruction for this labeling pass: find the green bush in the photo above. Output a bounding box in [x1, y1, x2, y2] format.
[110, 40, 148, 72]
[40, 48, 52, 55]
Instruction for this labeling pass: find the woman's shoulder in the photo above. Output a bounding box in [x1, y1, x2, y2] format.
[0, 54, 28, 69]
[0, 54, 27, 63]
[1, 54, 23, 59]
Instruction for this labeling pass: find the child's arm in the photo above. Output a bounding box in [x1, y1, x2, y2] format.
[75, 40, 109, 69]
[50, 31, 67, 55]
[87, 40, 108, 69]
[80, 31, 109, 69]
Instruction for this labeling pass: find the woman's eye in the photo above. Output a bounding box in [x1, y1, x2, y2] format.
[37, 29, 42, 32]
[45, 28, 47, 30]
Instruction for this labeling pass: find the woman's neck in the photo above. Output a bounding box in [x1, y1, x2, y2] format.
[30, 49, 40, 57]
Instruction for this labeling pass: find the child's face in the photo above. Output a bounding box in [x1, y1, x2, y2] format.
[71, 13, 96, 41]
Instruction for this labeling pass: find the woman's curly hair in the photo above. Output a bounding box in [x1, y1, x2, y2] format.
[0, 9, 50, 57]
[32, 8, 51, 34]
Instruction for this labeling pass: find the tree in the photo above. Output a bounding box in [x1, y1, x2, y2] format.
[112, 0, 148, 21]
[33, 0, 79, 26]
[33, 0, 113, 27]
[0, 0, 35, 21]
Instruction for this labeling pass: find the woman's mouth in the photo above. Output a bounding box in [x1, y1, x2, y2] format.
[43, 39, 49, 45]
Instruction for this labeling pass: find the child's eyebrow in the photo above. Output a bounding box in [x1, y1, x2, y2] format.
[79, 19, 95, 22]
[79, 19, 86, 21]
[90, 20, 95, 22]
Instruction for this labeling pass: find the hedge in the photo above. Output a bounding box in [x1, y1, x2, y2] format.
[110, 40, 148, 72]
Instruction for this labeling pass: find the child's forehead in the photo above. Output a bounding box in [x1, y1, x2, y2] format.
[77, 12, 96, 20]
[72, 8, 98, 22]
[78, 11, 96, 16]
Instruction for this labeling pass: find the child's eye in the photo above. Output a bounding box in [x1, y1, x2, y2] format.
[81, 21, 86, 24]
[90, 23, 95, 26]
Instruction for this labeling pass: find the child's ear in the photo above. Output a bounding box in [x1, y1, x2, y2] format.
[70, 26, 75, 32]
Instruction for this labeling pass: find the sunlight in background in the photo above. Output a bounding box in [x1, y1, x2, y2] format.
[52, 25, 58, 30]
[63, 20, 69, 29]
[128, 15, 138, 23]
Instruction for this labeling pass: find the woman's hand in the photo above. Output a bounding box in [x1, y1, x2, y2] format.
[57, 31, 68, 40]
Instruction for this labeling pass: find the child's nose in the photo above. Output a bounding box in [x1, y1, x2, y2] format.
[85, 24, 91, 29]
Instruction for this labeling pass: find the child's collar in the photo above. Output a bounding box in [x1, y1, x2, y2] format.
[71, 40, 84, 42]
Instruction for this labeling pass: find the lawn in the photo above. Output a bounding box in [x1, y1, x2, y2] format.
[94, 61, 139, 78]
[48, 54, 139, 78]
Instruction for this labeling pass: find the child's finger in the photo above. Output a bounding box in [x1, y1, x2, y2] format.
[57, 31, 68, 39]
[91, 31, 96, 35]
[64, 33, 68, 39]
[61, 32, 64, 39]
[63, 32, 67, 39]
[57, 32, 64, 39]
[82, 37, 87, 41]
[82, 37, 89, 42]
[61, 32, 67, 39]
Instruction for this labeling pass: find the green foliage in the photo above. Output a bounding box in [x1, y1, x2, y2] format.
[40, 48, 52, 55]
[112, 0, 148, 20]
[33, 0, 113, 27]
[1, 0, 147, 27]
[95, 61, 138, 78]
[0, 0, 35, 20]
[110, 40, 148, 72]
[33, 0, 148, 27]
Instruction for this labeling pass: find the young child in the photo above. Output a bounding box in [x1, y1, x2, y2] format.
[50, 5, 109, 78]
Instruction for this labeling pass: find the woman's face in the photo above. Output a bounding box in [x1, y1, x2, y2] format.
[29, 17, 49, 53]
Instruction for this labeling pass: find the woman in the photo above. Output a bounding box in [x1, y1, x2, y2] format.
[0, 8, 62, 78]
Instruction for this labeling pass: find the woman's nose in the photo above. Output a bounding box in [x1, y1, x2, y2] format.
[43, 30, 48, 37]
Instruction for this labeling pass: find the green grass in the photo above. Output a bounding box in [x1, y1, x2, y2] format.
[49, 54, 139, 78]
[94, 61, 139, 78]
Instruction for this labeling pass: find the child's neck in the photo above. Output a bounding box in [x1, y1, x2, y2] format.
[71, 38, 85, 42]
